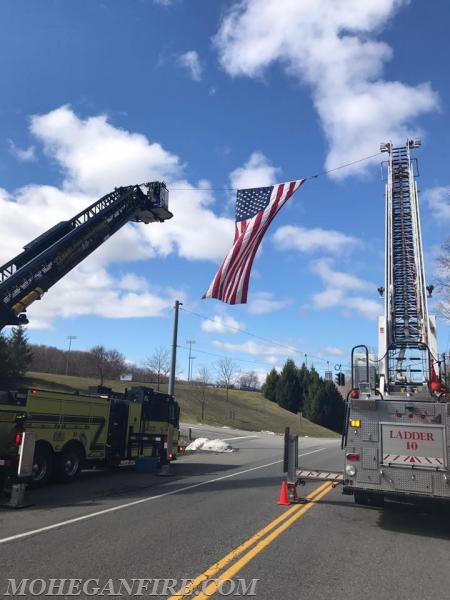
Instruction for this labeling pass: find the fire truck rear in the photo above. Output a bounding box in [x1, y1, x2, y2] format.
[342, 346, 450, 505]
[342, 140, 450, 505]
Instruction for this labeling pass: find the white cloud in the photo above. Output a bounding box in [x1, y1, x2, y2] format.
[322, 346, 346, 357]
[229, 152, 281, 190]
[342, 296, 382, 320]
[311, 258, 369, 291]
[8, 140, 36, 162]
[177, 51, 202, 81]
[309, 258, 381, 319]
[25, 263, 183, 328]
[425, 186, 450, 222]
[30, 106, 180, 196]
[118, 274, 150, 292]
[273, 225, 361, 254]
[247, 291, 292, 315]
[201, 314, 244, 334]
[214, 0, 439, 178]
[212, 339, 298, 360]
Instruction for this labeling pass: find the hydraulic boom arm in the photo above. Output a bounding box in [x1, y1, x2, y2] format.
[0, 181, 172, 330]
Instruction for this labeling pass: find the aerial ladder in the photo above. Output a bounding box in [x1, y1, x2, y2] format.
[377, 139, 438, 394]
[0, 181, 172, 331]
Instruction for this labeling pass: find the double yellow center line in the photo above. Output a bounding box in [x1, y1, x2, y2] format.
[169, 481, 333, 599]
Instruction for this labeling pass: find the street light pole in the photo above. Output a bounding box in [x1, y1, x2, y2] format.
[186, 339, 196, 382]
[66, 335, 77, 375]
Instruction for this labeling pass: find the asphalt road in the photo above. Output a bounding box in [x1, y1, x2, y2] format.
[0, 425, 449, 599]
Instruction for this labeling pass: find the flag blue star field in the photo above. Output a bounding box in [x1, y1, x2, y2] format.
[203, 180, 305, 304]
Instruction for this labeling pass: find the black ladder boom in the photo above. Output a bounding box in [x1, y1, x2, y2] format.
[0, 181, 172, 330]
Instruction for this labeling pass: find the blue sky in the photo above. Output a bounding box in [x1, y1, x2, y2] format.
[1, 0, 450, 384]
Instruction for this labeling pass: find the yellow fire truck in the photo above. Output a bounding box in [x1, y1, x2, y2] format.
[0, 180, 179, 490]
[0, 385, 180, 488]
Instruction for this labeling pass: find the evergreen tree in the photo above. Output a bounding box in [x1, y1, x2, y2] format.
[303, 369, 323, 422]
[297, 363, 311, 413]
[276, 359, 302, 413]
[0, 333, 13, 381]
[262, 368, 279, 402]
[305, 380, 345, 432]
[8, 326, 33, 376]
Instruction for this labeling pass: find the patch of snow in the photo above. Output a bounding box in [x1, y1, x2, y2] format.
[185, 437, 233, 453]
[185, 437, 209, 451]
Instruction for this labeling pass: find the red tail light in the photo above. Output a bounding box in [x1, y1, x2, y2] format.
[350, 390, 359, 399]
[15, 433, 23, 445]
[346, 452, 360, 462]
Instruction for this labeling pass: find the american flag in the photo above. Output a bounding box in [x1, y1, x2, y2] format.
[203, 179, 305, 304]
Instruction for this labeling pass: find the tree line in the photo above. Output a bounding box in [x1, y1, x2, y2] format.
[0, 326, 169, 387]
[0, 327, 261, 392]
[262, 359, 345, 433]
[2, 328, 345, 432]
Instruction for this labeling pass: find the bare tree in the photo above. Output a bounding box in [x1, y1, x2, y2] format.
[197, 365, 211, 421]
[106, 349, 126, 379]
[90, 345, 109, 385]
[215, 358, 237, 402]
[145, 346, 170, 390]
[238, 370, 260, 390]
[90, 345, 125, 385]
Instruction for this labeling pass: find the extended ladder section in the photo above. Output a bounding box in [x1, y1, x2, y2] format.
[0, 182, 172, 329]
[390, 145, 421, 343]
[378, 141, 437, 393]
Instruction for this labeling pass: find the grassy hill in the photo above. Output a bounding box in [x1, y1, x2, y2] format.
[22, 371, 339, 438]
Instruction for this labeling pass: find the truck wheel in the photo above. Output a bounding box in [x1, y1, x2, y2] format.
[55, 444, 83, 483]
[354, 491, 369, 505]
[31, 444, 54, 487]
[354, 491, 384, 507]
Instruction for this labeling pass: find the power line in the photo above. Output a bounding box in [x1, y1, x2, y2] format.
[180, 305, 335, 367]
[161, 152, 382, 191]
[179, 341, 277, 367]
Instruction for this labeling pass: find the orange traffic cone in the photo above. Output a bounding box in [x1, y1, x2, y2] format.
[277, 480, 290, 505]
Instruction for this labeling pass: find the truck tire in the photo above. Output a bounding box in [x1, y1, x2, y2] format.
[354, 491, 369, 505]
[354, 491, 384, 507]
[54, 444, 84, 483]
[31, 444, 54, 487]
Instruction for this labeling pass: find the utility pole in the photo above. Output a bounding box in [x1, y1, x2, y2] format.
[65, 335, 77, 375]
[186, 339, 196, 383]
[168, 300, 182, 396]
